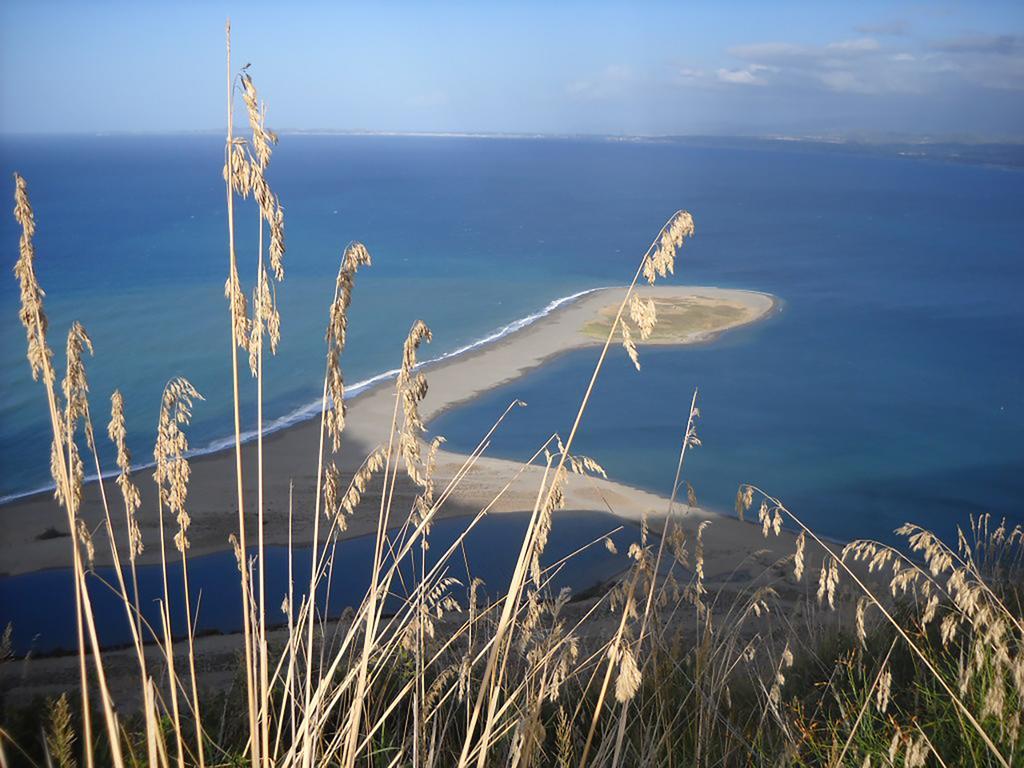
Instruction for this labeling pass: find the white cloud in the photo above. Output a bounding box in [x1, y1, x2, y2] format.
[729, 38, 880, 64]
[716, 65, 771, 85]
[676, 67, 706, 80]
[719, 34, 1024, 95]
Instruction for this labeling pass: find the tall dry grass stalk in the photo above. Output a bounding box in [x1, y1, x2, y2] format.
[12, 174, 128, 768]
[222, 21, 261, 768]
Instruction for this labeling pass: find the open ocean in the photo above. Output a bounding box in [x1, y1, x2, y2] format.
[2, 134, 1023, 548]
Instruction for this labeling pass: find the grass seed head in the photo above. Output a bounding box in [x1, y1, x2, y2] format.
[153, 377, 203, 552]
[620, 322, 640, 370]
[12, 173, 53, 382]
[793, 530, 806, 581]
[45, 693, 75, 768]
[398, 319, 432, 485]
[642, 210, 694, 285]
[325, 242, 372, 451]
[109, 390, 143, 557]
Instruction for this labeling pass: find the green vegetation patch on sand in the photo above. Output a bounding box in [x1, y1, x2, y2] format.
[580, 295, 760, 344]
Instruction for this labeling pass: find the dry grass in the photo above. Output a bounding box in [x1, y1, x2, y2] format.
[1, 23, 1021, 768]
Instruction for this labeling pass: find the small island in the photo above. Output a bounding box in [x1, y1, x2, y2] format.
[580, 287, 777, 346]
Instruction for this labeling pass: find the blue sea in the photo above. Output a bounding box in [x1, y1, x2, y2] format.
[2, 134, 1023, 548]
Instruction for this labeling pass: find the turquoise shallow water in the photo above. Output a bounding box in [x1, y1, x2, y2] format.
[1, 134, 1022, 537]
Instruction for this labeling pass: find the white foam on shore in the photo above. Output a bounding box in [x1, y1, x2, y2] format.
[0, 286, 606, 506]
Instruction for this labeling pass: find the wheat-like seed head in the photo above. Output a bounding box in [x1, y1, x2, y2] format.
[413, 436, 446, 541]
[109, 390, 143, 557]
[518, 590, 544, 649]
[225, 67, 289, 368]
[62, 438, 82, 524]
[340, 446, 387, 519]
[50, 422, 84, 517]
[735, 485, 753, 521]
[49, 425, 66, 505]
[153, 377, 203, 552]
[240, 74, 277, 171]
[816, 556, 839, 609]
[554, 706, 573, 767]
[667, 526, 689, 568]
[45, 693, 75, 768]
[325, 243, 373, 451]
[685, 480, 698, 508]
[567, 453, 606, 479]
[323, 460, 341, 527]
[225, 262, 251, 352]
[269, 201, 285, 281]
[248, 265, 281, 375]
[12, 174, 53, 382]
[398, 319, 432, 486]
[224, 139, 252, 197]
[614, 644, 641, 703]
[620, 322, 639, 371]
[642, 211, 694, 285]
[876, 664, 892, 713]
[423, 663, 460, 713]
[768, 645, 791, 708]
[236, 72, 286, 282]
[793, 530, 806, 581]
[51, 323, 94, 519]
[887, 727, 902, 764]
[530, 464, 567, 589]
[904, 734, 928, 768]
[628, 294, 657, 340]
[228, 532, 243, 573]
[855, 597, 869, 647]
[108, 391, 131, 474]
[983, 677, 1007, 719]
[63, 323, 94, 445]
[695, 520, 710, 596]
[76, 518, 95, 567]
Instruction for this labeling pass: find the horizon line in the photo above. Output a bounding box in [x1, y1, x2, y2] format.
[1, 128, 1023, 145]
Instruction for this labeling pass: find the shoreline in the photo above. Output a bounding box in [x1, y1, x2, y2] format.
[0, 287, 609, 508]
[0, 284, 779, 578]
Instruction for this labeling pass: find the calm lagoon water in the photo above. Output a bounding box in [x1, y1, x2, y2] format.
[0, 510, 638, 655]
[0, 135, 1022, 649]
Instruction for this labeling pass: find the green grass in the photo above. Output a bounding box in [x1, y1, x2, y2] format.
[580, 296, 753, 343]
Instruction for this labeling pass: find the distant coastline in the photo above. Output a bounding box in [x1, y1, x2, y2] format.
[5, 131, 1021, 170]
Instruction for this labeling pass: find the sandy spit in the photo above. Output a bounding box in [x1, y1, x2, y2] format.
[0, 285, 778, 578]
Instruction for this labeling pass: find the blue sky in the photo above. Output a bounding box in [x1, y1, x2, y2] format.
[2, 1, 1022, 138]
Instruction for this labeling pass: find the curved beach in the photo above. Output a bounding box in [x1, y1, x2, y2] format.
[0, 285, 778, 577]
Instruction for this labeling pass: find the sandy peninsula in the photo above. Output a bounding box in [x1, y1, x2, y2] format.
[0, 284, 835, 705]
[0, 285, 779, 579]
